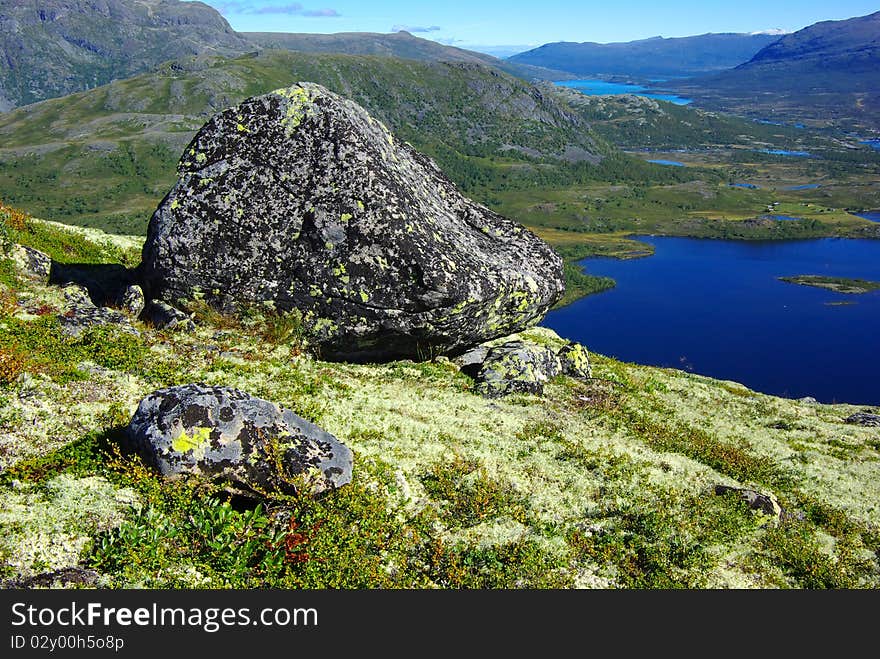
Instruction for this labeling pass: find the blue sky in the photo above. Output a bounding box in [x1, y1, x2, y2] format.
[201, 1, 879, 51]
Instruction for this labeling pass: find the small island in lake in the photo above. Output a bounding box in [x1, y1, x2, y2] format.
[778, 275, 880, 294]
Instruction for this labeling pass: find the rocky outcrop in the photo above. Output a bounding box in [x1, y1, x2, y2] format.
[125, 384, 353, 497]
[140, 83, 564, 362]
[844, 412, 880, 427]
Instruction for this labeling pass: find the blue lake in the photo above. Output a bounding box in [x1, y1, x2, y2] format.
[730, 183, 760, 189]
[855, 211, 880, 223]
[648, 159, 685, 167]
[543, 236, 880, 404]
[556, 79, 693, 105]
[784, 184, 820, 191]
[759, 149, 813, 157]
[860, 139, 880, 151]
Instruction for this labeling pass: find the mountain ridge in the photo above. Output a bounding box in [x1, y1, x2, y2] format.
[671, 11, 880, 129]
[508, 33, 782, 78]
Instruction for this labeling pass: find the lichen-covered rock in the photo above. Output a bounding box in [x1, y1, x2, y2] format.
[473, 341, 562, 398]
[140, 82, 564, 361]
[142, 300, 195, 332]
[57, 284, 139, 337]
[11, 244, 51, 282]
[120, 284, 145, 317]
[125, 384, 353, 496]
[558, 341, 591, 379]
[844, 412, 880, 427]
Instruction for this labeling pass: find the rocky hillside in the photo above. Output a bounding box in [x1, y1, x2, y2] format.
[509, 33, 781, 78]
[0, 49, 605, 234]
[0, 0, 251, 110]
[1, 209, 878, 588]
[0, 0, 566, 112]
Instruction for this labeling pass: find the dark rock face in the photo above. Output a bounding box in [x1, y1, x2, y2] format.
[140, 82, 564, 361]
[125, 384, 352, 497]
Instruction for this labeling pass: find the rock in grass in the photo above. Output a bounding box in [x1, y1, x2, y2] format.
[57, 284, 139, 337]
[140, 82, 564, 361]
[558, 341, 591, 379]
[142, 300, 195, 332]
[10, 244, 51, 282]
[844, 412, 880, 427]
[714, 485, 782, 519]
[473, 341, 562, 398]
[125, 384, 352, 497]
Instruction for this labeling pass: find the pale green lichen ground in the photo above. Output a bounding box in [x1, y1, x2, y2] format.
[1, 219, 878, 588]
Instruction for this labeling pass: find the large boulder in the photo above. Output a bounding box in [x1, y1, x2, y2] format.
[140, 82, 564, 361]
[125, 384, 353, 497]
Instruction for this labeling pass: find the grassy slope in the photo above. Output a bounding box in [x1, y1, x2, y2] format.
[0, 50, 604, 235]
[1, 217, 878, 589]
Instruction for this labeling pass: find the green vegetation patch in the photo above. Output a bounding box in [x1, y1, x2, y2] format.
[778, 275, 880, 294]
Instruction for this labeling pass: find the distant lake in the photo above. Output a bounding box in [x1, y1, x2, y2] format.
[759, 149, 813, 157]
[784, 184, 820, 191]
[856, 212, 880, 223]
[860, 139, 880, 151]
[556, 79, 693, 105]
[730, 183, 760, 189]
[543, 236, 880, 405]
[648, 159, 685, 167]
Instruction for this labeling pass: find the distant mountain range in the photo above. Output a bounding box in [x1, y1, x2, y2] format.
[672, 11, 880, 129]
[508, 33, 782, 78]
[0, 0, 567, 111]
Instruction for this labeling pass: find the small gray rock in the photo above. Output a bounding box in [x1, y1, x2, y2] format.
[120, 284, 145, 317]
[11, 244, 51, 282]
[125, 384, 353, 497]
[715, 485, 783, 519]
[453, 345, 490, 375]
[844, 412, 880, 427]
[58, 284, 139, 337]
[143, 300, 195, 332]
[473, 340, 562, 398]
[798, 396, 818, 404]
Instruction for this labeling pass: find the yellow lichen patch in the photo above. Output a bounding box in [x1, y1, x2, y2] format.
[171, 426, 213, 454]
